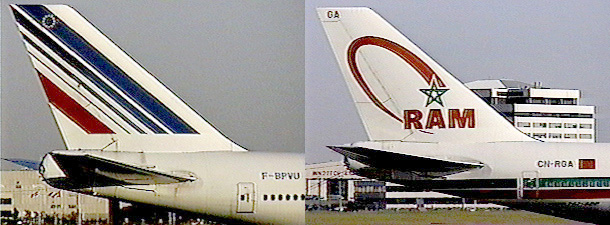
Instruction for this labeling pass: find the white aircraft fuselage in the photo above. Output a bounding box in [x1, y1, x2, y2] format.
[42, 150, 304, 224]
[350, 141, 610, 201]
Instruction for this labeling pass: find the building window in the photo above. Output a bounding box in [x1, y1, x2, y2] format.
[533, 123, 547, 128]
[0, 198, 11, 205]
[562, 99, 576, 105]
[549, 123, 562, 128]
[517, 122, 531, 127]
[549, 98, 561, 105]
[564, 123, 577, 128]
[580, 124, 593, 129]
[564, 134, 577, 139]
[529, 98, 545, 104]
[580, 134, 593, 139]
[533, 133, 547, 138]
[549, 133, 561, 139]
[1, 211, 12, 217]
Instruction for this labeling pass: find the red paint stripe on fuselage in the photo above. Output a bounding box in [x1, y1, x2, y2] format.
[37, 71, 114, 134]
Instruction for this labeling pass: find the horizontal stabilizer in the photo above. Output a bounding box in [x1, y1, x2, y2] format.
[41, 151, 195, 189]
[328, 145, 483, 177]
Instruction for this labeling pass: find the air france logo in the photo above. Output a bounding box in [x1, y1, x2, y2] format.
[346, 36, 475, 130]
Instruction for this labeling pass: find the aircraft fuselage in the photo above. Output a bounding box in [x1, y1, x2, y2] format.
[43, 150, 304, 224]
[350, 141, 610, 201]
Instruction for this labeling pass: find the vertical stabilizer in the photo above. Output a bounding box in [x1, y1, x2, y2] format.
[11, 4, 246, 151]
[317, 8, 534, 143]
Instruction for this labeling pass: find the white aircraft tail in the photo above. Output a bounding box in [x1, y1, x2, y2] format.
[318, 8, 535, 143]
[11, 4, 246, 152]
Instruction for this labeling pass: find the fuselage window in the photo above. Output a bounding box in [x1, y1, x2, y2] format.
[286, 194, 291, 200]
[263, 194, 268, 201]
[270, 194, 275, 201]
[278, 194, 283, 201]
[301, 194, 306, 200]
[294, 194, 298, 201]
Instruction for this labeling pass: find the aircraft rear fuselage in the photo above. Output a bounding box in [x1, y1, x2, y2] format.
[349, 141, 610, 200]
[41, 151, 304, 224]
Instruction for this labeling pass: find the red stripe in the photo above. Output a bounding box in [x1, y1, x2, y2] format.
[37, 72, 114, 134]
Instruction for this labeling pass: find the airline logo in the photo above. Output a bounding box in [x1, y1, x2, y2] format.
[12, 5, 198, 135]
[346, 36, 475, 130]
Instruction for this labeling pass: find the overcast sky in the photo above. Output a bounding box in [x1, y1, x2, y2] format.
[1, 0, 304, 169]
[305, 0, 610, 163]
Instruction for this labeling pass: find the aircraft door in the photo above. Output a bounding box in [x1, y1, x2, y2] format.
[518, 171, 539, 199]
[236, 182, 255, 213]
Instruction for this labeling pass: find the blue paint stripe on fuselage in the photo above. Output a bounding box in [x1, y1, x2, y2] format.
[18, 5, 198, 134]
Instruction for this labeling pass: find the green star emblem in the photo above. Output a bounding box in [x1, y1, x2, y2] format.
[420, 83, 449, 107]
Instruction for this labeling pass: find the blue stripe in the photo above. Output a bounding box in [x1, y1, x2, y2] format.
[18, 5, 198, 134]
[13, 7, 157, 134]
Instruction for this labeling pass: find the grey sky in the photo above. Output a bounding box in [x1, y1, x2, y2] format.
[305, 1, 610, 163]
[1, 0, 304, 168]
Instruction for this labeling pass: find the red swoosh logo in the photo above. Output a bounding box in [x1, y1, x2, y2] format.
[347, 36, 445, 122]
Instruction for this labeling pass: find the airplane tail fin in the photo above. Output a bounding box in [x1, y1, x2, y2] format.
[10, 4, 246, 152]
[317, 8, 534, 143]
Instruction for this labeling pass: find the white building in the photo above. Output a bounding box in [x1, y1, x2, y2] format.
[466, 79, 595, 143]
[0, 170, 109, 222]
[306, 161, 383, 201]
[306, 162, 385, 209]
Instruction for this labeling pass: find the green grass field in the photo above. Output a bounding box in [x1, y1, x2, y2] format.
[306, 209, 591, 225]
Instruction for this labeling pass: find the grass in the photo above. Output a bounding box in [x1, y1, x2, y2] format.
[306, 209, 591, 225]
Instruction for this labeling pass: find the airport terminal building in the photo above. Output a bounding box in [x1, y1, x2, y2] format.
[466, 79, 595, 143]
[305, 161, 386, 210]
[0, 170, 109, 223]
